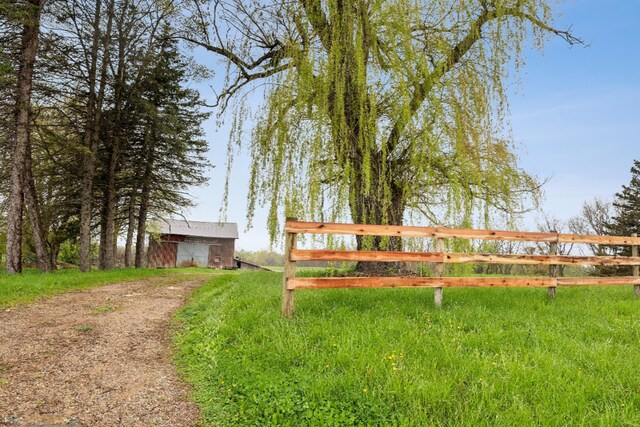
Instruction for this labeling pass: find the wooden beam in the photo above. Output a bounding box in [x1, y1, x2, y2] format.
[633, 233, 639, 297]
[288, 277, 556, 290]
[282, 220, 297, 317]
[285, 220, 557, 242]
[284, 221, 640, 246]
[558, 233, 640, 246]
[290, 249, 640, 266]
[548, 240, 558, 299]
[434, 237, 444, 308]
[557, 277, 640, 286]
[445, 253, 640, 266]
[290, 249, 444, 263]
[289, 276, 640, 290]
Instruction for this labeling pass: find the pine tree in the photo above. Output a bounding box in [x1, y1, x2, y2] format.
[604, 160, 640, 275]
[610, 160, 640, 236]
[128, 33, 210, 267]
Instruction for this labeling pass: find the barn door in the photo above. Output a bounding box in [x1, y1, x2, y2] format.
[208, 244, 222, 268]
[176, 243, 208, 267]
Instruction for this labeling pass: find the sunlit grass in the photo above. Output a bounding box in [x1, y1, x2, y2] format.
[176, 271, 640, 426]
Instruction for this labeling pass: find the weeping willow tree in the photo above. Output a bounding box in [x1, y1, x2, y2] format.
[182, 0, 580, 262]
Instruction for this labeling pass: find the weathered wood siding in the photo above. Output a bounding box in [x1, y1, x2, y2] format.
[147, 239, 177, 268]
[147, 234, 235, 269]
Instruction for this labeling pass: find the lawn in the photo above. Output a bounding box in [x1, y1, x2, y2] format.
[0, 267, 214, 307]
[175, 271, 640, 426]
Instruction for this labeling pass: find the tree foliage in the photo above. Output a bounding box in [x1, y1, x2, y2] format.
[183, 0, 580, 251]
[569, 198, 613, 257]
[1, 0, 211, 272]
[603, 160, 640, 275]
[608, 160, 640, 238]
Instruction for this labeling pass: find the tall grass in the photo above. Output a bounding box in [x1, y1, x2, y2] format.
[175, 271, 640, 426]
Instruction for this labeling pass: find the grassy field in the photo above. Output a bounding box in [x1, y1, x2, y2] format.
[0, 267, 214, 307]
[175, 271, 640, 426]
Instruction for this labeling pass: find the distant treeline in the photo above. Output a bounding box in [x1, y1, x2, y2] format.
[235, 249, 336, 268]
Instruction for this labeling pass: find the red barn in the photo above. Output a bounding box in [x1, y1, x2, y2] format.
[147, 219, 238, 269]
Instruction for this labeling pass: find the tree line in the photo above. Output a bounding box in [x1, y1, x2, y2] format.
[1, 0, 210, 273]
[472, 159, 640, 277]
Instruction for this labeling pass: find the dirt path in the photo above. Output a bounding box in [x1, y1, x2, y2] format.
[0, 273, 211, 427]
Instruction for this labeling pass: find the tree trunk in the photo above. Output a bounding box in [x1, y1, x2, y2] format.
[78, 0, 103, 272]
[98, 1, 126, 270]
[24, 138, 52, 272]
[5, 0, 45, 274]
[135, 123, 156, 268]
[80, 0, 115, 272]
[327, 15, 407, 274]
[124, 189, 137, 268]
[349, 150, 406, 274]
[134, 195, 150, 268]
[134, 190, 150, 269]
[78, 130, 98, 271]
[5, 194, 23, 274]
[49, 242, 59, 270]
[98, 142, 119, 270]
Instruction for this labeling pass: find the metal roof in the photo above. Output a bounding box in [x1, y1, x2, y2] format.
[154, 219, 238, 239]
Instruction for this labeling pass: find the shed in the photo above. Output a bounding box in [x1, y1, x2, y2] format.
[235, 258, 272, 271]
[147, 219, 238, 269]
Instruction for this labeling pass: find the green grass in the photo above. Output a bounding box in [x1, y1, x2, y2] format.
[91, 304, 120, 314]
[175, 271, 640, 426]
[0, 267, 208, 307]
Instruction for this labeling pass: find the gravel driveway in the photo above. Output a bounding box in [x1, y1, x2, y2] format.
[0, 273, 210, 426]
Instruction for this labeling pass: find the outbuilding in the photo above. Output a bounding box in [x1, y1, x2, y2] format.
[147, 219, 238, 269]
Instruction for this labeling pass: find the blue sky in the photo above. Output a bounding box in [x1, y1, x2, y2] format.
[186, 1, 640, 251]
[509, 0, 640, 228]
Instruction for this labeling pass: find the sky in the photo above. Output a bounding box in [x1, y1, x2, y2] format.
[184, 1, 640, 251]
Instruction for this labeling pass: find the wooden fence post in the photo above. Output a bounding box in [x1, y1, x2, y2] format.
[632, 233, 639, 297]
[434, 237, 445, 308]
[548, 237, 558, 299]
[282, 218, 297, 317]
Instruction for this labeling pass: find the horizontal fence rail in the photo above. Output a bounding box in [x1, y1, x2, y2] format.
[285, 220, 640, 246]
[282, 220, 640, 317]
[290, 249, 640, 266]
[289, 277, 640, 290]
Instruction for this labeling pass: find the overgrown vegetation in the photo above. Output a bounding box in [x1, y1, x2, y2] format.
[176, 272, 640, 425]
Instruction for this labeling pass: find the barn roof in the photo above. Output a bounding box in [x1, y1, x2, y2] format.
[155, 219, 238, 239]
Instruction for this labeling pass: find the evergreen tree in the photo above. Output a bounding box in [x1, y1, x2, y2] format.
[128, 34, 210, 267]
[605, 159, 640, 275]
[610, 160, 640, 237]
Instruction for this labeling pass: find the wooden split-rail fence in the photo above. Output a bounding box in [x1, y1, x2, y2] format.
[282, 219, 640, 317]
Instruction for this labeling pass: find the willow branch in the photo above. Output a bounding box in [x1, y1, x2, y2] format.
[385, 5, 584, 157]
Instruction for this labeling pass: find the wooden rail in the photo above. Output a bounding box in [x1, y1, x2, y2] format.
[281, 220, 640, 317]
[290, 249, 640, 266]
[285, 221, 640, 245]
